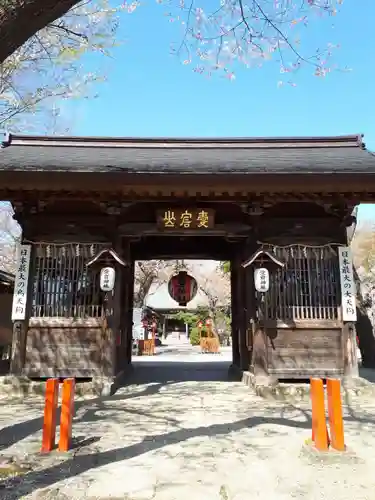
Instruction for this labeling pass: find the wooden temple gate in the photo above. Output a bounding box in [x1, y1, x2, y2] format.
[1, 133, 375, 386]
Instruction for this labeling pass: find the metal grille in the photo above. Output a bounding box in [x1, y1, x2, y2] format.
[259, 245, 340, 321]
[31, 243, 104, 318]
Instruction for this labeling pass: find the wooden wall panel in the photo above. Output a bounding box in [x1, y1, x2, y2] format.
[0, 292, 12, 347]
[267, 328, 343, 376]
[24, 327, 104, 378]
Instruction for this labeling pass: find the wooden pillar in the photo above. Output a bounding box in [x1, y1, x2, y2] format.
[114, 269, 125, 375]
[96, 235, 132, 379]
[236, 255, 250, 371]
[10, 321, 27, 375]
[101, 288, 115, 378]
[244, 262, 256, 367]
[125, 260, 135, 365]
[116, 271, 126, 373]
[115, 238, 132, 373]
[343, 322, 359, 377]
[230, 259, 240, 367]
[241, 238, 271, 384]
[251, 282, 271, 383]
[252, 325, 270, 382]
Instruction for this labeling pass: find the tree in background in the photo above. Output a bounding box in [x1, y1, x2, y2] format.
[133, 260, 169, 308]
[351, 223, 375, 366]
[1, 1, 344, 82]
[1, 0, 128, 132]
[352, 223, 375, 292]
[0, 202, 21, 273]
[198, 264, 231, 333]
[133, 259, 188, 308]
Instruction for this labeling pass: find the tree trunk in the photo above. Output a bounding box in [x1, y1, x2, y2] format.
[353, 267, 375, 367]
[0, 0, 79, 63]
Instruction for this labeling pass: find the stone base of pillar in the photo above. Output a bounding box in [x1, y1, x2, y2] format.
[0, 365, 135, 400]
[228, 363, 243, 381]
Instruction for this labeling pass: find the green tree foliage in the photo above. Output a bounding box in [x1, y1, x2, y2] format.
[220, 261, 230, 274]
[189, 326, 207, 346]
[172, 308, 209, 328]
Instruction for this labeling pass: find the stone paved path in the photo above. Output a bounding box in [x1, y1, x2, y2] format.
[1, 335, 375, 499]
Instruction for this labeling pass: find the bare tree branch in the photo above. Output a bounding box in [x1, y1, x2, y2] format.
[49, 23, 89, 41]
[197, 264, 230, 326]
[133, 260, 185, 308]
[0, 0, 79, 64]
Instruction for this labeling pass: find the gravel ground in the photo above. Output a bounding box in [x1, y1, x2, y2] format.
[0, 337, 374, 500]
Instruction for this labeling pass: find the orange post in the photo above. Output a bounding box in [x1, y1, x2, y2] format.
[58, 378, 75, 452]
[310, 378, 329, 451]
[326, 378, 345, 451]
[41, 378, 59, 453]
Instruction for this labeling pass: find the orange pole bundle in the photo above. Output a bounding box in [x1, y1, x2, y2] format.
[326, 378, 345, 451]
[310, 378, 329, 451]
[58, 378, 75, 452]
[41, 378, 59, 453]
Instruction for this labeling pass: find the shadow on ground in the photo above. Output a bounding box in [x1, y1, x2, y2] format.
[0, 358, 233, 451]
[359, 366, 375, 384]
[130, 358, 233, 383]
[2, 361, 375, 498]
[1, 412, 312, 499]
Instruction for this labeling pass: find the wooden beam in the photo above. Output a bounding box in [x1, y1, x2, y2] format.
[118, 222, 251, 237]
[2, 172, 375, 197]
[26, 213, 111, 226]
[2, 186, 375, 204]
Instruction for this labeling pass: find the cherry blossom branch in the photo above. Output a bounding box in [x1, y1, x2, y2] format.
[49, 22, 89, 41]
[165, 0, 344, 82]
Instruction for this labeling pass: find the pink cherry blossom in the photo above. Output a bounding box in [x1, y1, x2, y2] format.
[157, 0, 345, 83]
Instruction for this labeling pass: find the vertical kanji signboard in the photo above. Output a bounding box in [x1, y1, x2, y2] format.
[11, 244, 32, 321]
[338, 246, 357, 322]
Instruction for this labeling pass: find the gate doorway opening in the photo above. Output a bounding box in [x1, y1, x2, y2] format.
[130, 258, 234, 383]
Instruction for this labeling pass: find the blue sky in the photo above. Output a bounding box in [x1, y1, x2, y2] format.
[65, 0, 375, 222]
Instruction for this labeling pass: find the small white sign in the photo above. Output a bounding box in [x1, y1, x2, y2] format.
[338, 246, 357, 322]
[254, 267, 269, 293]
[100, 266, 116, 292]
[11, 244, 31, 321]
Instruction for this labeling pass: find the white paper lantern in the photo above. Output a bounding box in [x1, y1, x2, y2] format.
[100, 266, 116, 292]
[254, 267, 269, 293]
